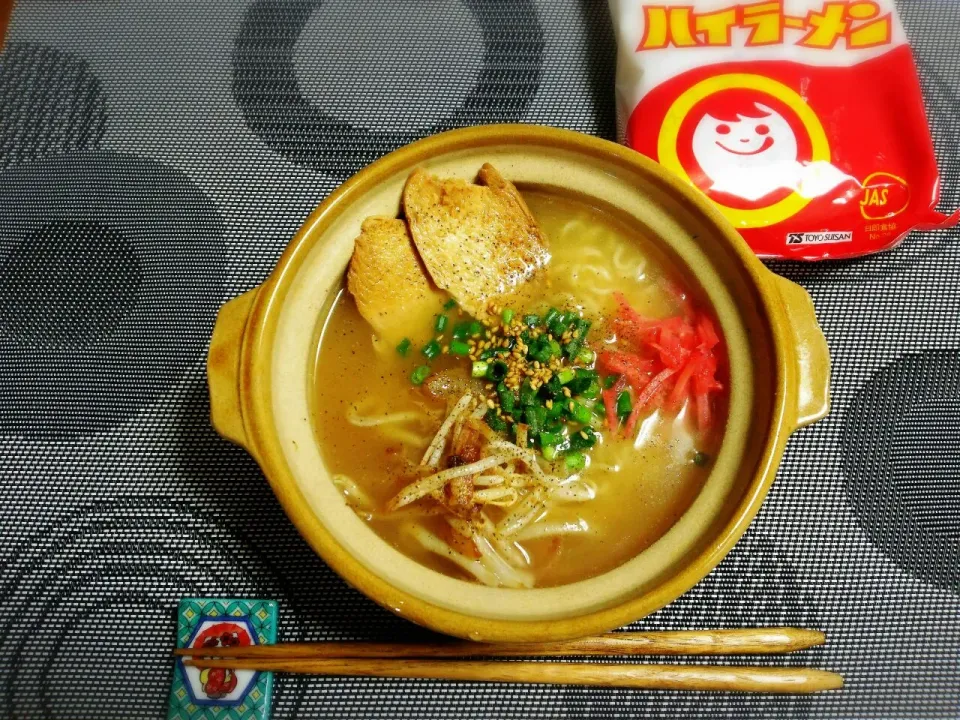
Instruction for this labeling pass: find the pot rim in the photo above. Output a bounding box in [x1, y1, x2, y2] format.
[235, 124, 802, 642]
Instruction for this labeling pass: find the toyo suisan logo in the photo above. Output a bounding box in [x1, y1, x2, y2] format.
[638, 1, 892, 51]
[786, 231, 853, 245]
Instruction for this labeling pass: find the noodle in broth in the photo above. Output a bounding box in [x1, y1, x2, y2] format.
[312, 191, 725, 588]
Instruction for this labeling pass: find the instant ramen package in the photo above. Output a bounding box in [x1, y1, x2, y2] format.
[609, 0, 959, 260]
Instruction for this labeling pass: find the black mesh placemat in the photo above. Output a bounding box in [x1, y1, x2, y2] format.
[1, 1, 958, 717]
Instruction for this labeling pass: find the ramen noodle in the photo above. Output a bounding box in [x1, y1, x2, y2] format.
[609, 0, 958, 259]
[315, 189, 728, 588]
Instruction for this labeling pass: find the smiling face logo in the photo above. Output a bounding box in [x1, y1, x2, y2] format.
[693, 102, 798, 189]
[691, 101, 799, 202]
[659, 74, 835, 228]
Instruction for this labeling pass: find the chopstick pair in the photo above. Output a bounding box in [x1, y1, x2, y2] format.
[176, 628, 843, 694]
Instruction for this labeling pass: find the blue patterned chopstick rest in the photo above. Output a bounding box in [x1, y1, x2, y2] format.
[168, 598, 278, 720]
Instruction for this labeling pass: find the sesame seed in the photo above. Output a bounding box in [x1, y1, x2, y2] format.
[487, 399, 495, 409]
[563, 387, 572, 397]
[580, 431, 589, 439]
[569, 401, 575, 412]
[546, 399, 553, 409]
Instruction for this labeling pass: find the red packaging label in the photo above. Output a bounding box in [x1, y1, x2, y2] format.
[610, 0, 959, 260]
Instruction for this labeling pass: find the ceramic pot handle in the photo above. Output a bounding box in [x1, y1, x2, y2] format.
[207, 288, 258, 451]
[771, 275, 831, 430]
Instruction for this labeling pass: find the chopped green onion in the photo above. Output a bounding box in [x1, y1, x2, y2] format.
[450, 339, 471, 356]
[568, 427, 598, 451]
[502, 308, 515, 325]
[616, 391, 633, 417]
[547, 339, 562, 359]
[434, 314, 448, 333]
[577, 348, 596, 365]
[471, 361, 489, 378]
[421, 340, 441, 360]
[467, 320, 483, 337]
[564, 319, 592, 359]
[543, 307, 561, 327]
[544, 419, 564, 433]
[546, 402, 565, 421]
[452, 322, 471, 340]
[498, 385, 517, 414]
[478, 348, 496, 361]
[569, 368, 598, 395]
[547, 317, 567, 337]
[575, 367, 598, 382]
[523, 313, 540, 328]
[396, 338, 412, 356]
[530, 348, 551, 364]
[603, 374, 620, 390]
[524, 405, 547, 435]
[443, 298, 457, 311]
[542, 444, 559, 461]
[569, 402, 593, 425]
[557, 368, 576, 385]
[486, 360, 508, 382]
[529, 339, 553, 364]
[485, 409, 507, 433]
[693, 451, 710, 467]
[519, 381, 537, 407]
[581, 380, 601, 399]
[565, 452, 587, 471]
[541, 375, 563, 400]
[539, 431, 563, 448]
[411, 365, 431, 385]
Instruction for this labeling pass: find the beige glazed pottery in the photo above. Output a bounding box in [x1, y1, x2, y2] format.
[207, 124, 830, 643]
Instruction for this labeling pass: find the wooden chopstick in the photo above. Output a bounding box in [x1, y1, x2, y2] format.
[173, 628, 824, 660]
[0, 0, 12, 53]
[175, 630, 839, 694]
[181, 657, 842, 694]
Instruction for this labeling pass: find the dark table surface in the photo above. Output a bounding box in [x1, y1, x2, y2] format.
[1, 1, 958, 718]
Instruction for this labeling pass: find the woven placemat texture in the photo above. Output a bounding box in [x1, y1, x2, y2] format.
[0, 1, 958, 717]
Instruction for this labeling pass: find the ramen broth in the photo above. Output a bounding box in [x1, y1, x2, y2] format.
[312, 192, 725, 588]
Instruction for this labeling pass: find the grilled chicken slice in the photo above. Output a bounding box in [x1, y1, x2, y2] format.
[402, 163, 549, 319]
[347, 216, 444, 346]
